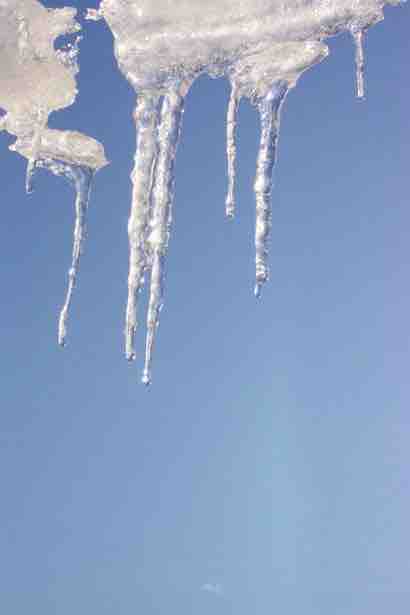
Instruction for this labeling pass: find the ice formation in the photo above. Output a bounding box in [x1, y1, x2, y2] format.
[1, 0, 405, 384]
[0, 1, 107, 346]
[93, 0, 404, 384]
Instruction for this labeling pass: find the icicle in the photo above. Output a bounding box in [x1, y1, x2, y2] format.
[25, 109, 46, 194]
[352, 27, 365, 100]
[125, 94, 161, 361]
[142, 84, 186, 386]
[253, 82, 288, 298]
[36, 159, 93, 345]
[225, 84, 239, 218]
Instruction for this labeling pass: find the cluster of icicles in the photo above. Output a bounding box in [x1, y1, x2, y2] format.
[1, 1, 404, 384]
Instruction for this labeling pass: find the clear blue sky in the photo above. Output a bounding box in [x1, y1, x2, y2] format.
[1, 2, 409, 613]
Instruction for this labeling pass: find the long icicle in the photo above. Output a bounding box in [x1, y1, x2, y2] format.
[37, 159, 93, 345]
[352, 28, 366, 100]
[142, 84, 186, 386]
[125, 94, 161, 361]
[225, 84, 239, 218]
[254, 82, 288, 298]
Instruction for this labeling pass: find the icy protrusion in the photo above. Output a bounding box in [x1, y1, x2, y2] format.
[36, 159, 94, 347]
[25, 108, 46, 194]
[226, 85, 240, 218]
[254, 82, 288, 298]
[125, 94, 161, 361]
[142, 85, 186, 386]
[352, 28, 366, 100]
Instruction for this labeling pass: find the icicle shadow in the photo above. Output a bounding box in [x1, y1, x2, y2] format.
[226, 84, 240, 218]
[142, 83, 186, 386]
[253, 81, 288, 298]
[37, 159, 94, 346]
[125, 94, 161, 361]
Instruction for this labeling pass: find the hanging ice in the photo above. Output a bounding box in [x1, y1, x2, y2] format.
[254, 82, 288, 298]
[1, 1, 108, 346]
[1, 0, 405, 384]
[226, 85, 240, 219]
[95, 0, 404, 383]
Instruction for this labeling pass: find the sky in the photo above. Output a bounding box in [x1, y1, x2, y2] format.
[1, 2, 409, 614]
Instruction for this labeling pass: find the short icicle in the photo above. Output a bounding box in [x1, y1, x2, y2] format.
[352, 28, 366, 100]
[37, 159, 93, 345]
[142, 84, 186, 386]
[225, 84, 239, 218]
[253, 82, 288, 298]
[26, 109, 46, 194]
[125, 94, 161, 361]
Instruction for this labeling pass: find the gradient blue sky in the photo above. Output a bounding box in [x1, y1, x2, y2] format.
[1, 2, 409, 613]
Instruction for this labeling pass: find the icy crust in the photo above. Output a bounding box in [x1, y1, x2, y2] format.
[0, 0, 107, 170]
[99, 0, 397, 94]
[10, 128, 107, 170]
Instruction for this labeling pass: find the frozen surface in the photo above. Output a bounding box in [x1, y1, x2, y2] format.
[96, 0, 404, 383]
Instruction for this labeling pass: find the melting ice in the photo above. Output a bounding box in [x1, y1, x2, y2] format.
[1, 0, 405, 384]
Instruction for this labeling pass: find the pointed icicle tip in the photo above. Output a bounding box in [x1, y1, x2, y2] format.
[254, 282, 262, 299]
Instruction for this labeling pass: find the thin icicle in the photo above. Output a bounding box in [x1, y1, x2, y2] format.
[352, 28, 365, 100]
[142, 84, 186, 386]
[125, 94, 161, 361]
[254, 82, 288, 298]
[25, 109, 46, 194]
[37, 159, 93, 345]
[226, 84, 239, 218]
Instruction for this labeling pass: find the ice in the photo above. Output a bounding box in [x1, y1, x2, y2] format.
[254, 82, 288, 298]
[97, 0, 403, 383]
[352, 27, 366, 99]
[226, 85, 240, 219]
[126, 94, 161, 362]
[142, 84, 187, 386]
[1, 1, 107, 345]
[35, 159, 94, 347]
[0, 0, 404, 384]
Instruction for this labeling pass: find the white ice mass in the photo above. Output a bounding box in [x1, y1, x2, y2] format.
[1, 0, 405, 384]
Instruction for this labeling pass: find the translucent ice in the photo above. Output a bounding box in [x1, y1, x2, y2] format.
[1, 1, 107, 345]
[1, 0, 405, 384]
[96, 0, 403, 383]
